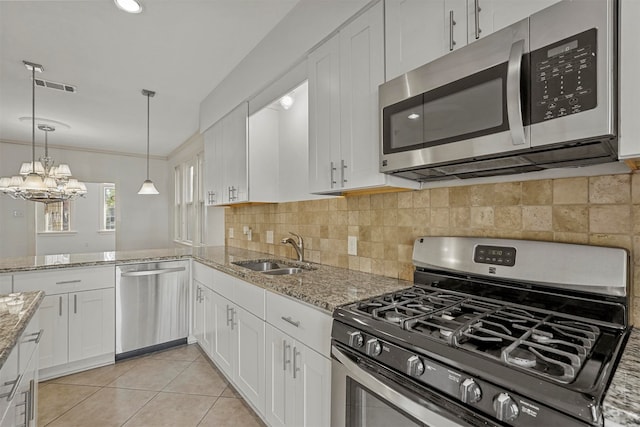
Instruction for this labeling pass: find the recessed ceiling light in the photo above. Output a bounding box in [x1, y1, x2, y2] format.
[279, 94, 294, 110]
[114, 0, 142, 14]
[408, 113, 420, 120]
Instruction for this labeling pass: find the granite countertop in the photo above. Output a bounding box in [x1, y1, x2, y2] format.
[603, 328, 640, 426]
[0, 291, 44, 369]
[1, 247, 638, 424]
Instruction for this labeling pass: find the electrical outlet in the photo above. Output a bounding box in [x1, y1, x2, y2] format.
[348, 236, 358, 256]
[266, 230, 274, 244]
[243, 225, 249, 235]
[229, 228, 234, 238]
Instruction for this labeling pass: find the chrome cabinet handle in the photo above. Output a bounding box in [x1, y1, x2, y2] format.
[340, 160, 347, 185]
[283, 340, 291, 371]
[24, 329, 44, 344]
[74, 294, 77, 314]
[292, 346, 300, 379]
[226, 305, 233, 327]
[330, 162, 337, 187]
[281, 316, 300, 328]
[231, 308, 237, 330]
[1, 374, 22, 401]
[507, 39, 526, 146]
[29, 379, 35, 422]
[55, 279, 81, 285]
[59, 295, 63, 316]
[449, 10, 456, 51]
[474, 0, 481, 40]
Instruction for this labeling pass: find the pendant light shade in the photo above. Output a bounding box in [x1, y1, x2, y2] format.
[138, 89, 159, 195]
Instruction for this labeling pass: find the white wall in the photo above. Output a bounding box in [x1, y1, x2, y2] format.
[0, 141, 172, 256]
[199, 0, 371, 132]
[35, 183, 116, 255]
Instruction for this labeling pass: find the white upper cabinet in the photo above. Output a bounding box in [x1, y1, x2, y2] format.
[309, 2, 419, 195]
[385, 0, 452, 80]
[385, 0, 560, 80]
[618, 0, 640, 164]
[467, 0, 560, 43]
[203, 103, 249, 205]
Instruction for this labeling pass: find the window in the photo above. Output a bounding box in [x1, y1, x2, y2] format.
[173, 151, 205, 246]
[101, 184, 116, 231]
[43, 201, 71, 232]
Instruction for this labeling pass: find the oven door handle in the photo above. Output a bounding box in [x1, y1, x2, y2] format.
[507, 39, 526, 146]
[332, 345, 464, 427]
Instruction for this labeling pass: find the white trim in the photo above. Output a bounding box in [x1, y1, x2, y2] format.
[36, 231, 77, 236]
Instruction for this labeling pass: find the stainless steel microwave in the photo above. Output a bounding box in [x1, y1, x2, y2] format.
[379, 0, 617, 182]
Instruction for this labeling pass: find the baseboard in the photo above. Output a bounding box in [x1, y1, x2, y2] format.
[39, 353, 115, 381]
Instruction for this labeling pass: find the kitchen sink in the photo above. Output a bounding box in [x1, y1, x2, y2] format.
[232, 259, 314, 276]
[262, 267, 304, 276]
[232, 260, 282, 271]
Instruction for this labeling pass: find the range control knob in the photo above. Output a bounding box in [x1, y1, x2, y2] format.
[348, 331, 364, 348]
[460, 378, 482, 404]
[365, 338, 382, 356]
[406, 356, 425, 377]
[493, 393, 519, 422]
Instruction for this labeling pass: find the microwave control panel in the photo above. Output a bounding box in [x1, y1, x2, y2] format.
[530, 28, 597, 124]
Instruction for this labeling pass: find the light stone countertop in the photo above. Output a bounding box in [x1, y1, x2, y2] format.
[0, 291, 44, 369]
[0, 247, 638, 425]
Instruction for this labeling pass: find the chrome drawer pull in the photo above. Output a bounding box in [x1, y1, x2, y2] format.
[55, 279, 81, 285]
[281, 316, 300, 328]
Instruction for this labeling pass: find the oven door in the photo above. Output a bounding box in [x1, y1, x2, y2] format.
[331, 344, 496, 427]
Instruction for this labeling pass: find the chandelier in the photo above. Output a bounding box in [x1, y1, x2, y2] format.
[0, 60, 86, 204]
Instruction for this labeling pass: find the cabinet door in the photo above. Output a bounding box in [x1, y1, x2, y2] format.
[468, 0, 560, 43]
[201, 285, 215, 357]
[619, 0, 640, 161]
[294, 344, 331, 427]
[223, 103, 249, 203]
[385, 0, 448, 80]
[265, 325, 294, 427]
[204, 121, 224, 206]
[38, 294, 68, 370]
[234, 306, 265, 415]
[68, 288, 115, 363]
[210, 291, 234, 376]
[308, 34, 341, 194]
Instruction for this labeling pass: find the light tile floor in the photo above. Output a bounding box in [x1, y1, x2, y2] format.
[38, 344, 265, 427]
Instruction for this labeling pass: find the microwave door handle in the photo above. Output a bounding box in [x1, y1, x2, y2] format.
[507, 39, 526, 146]
[332, 345, 462, 427]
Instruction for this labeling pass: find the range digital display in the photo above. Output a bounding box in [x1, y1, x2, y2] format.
[474, 245, 516, 267]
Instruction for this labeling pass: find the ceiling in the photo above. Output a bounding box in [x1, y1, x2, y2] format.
[0, 0, 299, 157]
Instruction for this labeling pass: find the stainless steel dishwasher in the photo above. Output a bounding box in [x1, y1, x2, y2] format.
[115, 260, 189, 359]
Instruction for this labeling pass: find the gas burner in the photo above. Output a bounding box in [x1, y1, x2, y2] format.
[385, 310, 404, 324]
[507, 347, 537, 368]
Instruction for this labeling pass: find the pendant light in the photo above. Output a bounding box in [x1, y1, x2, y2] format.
[138, 89, 159, 195]
[0, 60, 87, 203]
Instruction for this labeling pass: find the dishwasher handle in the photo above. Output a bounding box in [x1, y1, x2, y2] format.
[120, 266, 186, 277]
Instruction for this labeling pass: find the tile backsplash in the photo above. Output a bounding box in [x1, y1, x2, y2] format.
[225, 173, 639, 324]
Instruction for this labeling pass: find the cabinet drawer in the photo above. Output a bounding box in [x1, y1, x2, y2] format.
[266, 291, 332, 357]
[212, 270, 265, 319]
[193, 261, 214, 286]
[13, 266, 114, 295]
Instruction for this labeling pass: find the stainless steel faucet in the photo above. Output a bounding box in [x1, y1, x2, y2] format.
[281, 232, 304, 262]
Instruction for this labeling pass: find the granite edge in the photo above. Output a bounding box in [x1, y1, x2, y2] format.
[0, 291, 45, 369]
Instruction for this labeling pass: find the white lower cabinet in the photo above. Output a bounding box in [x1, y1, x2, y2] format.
[0, 310, 40, 427]
[265, 325, 331, 427]
[191, 262, 331, 426]
[14, 266, 115, 379]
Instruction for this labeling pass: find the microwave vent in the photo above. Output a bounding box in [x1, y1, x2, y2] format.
[34, 78, 77, 93]
[433, 157, 532, 175]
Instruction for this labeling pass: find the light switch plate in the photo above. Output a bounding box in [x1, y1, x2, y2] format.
[266, 230, 274, 244]
[229, 228, 234, 238]
[348, 236, 357, 256]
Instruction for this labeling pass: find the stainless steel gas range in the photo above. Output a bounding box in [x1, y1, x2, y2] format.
[331, 237, 630, 427]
